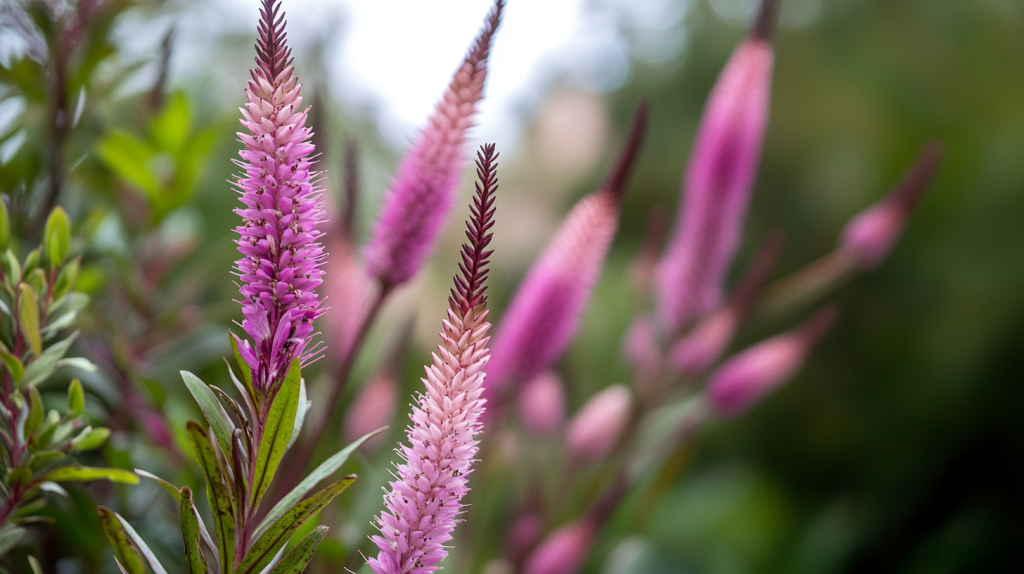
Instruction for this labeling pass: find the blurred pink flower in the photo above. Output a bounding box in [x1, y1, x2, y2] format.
[566, 384, 632, 461]
[519, 371, 566, 434]
[367, 145, 498, 574]
[522, 521, 595, 574]
[365, 0, 503, 288]
[323, 236, 374, 359]
[656, 3, 777, 334]
[486, 103, 648, 394]
[708, 306, 837, 416]
[623, 315, 661, 380]
[840, 141, 942, 269]
[343, 371, 397, 450]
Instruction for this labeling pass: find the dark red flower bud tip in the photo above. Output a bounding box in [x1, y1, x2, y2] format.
[469, 0, 505, 68]
[255, 0, 293, 85]
[452, 143, 498, 315]
[892, 140, 943, 213]
[603, 99, 650, 204]
[751, 0, 780, 42]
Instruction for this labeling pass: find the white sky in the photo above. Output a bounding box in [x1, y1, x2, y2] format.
[167, 0, 689, 146]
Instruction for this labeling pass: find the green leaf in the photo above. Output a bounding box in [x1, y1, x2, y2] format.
[0, 351, 24, 385]
[25, 386, 43, 435]
[17, 283, 41, 357]
[136, 469, 181, 502]
[150, 92, 191, 154]
[235, 477, 355, 574]
[0, 524, 26, 556]
[0, 198, 9, 251]
[186, 421, 235, 572]
[44, 206, 71, 265]
[44, 466, 139, 484]
[181, 370, 235, 458]
[27, 555, 42, 574]
[71, 426, 110, 451]
[254, 427, 385, 540]
[52, 257, 79, 299]
[252, 359, 301, 510]
[269, 526, 328, 574]
[115, 510, 170, 574]
[22, 247, 40, 277]
[67, 378, 84, 417]
[229, 333, 256, 405]
[21, 331, 78, 387]
[286, 377, 308, 450]
[2, 250, 21, 283]
[180, 487, 210, 574]
[27, 268, 46, 296]
[97, 129, 159, 198]
[97, 506, 147, 574]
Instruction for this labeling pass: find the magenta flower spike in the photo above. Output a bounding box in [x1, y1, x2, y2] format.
[839, 141, 942, 269]
[365, 0, 503, 289]
[367, 145, 498, 574]
[485, 102, 649, 393]
[656, 0, 778, 334]
[232, 0, 324, 392]
[343, 370, 398, 450]
[708, 306, 837, 416]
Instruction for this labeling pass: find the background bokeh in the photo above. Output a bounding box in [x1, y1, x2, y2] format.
[1, 0, 1022, 572]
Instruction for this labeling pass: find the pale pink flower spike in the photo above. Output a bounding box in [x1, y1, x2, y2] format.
[367, 145, 499, 574]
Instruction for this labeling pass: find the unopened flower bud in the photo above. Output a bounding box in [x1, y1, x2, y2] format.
[708, 306, 836, 416]
[840, 141, 942, 269]
[566, 384, 631, 461]
[670, 308, 738, 377]
[623, 315, 660, 379]
[519, 372, 566, 434]
[522, 521, 596, 574]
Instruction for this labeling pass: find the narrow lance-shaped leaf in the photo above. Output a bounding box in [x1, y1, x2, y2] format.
[254, 427, 385, 540]
[180, 487, 210, 574]
[43, 466, 139, 484]
[181, 370, 235, 458]
[252, 358, 300, 510]
[44, 206, 71, 265]
[186, 421, 235, 572]
[97, 506, 147, 574]
[269, 526, 328, 574]
[235, 476, 355, 574]
[116, 513, 170, 574]
[18, 283, 42, 357]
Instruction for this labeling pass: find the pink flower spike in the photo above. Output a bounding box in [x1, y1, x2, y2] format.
[233, 0, 325, 391]
[708, 306, 837, 416]
[365, 0, 503, 289]
[485, 102, 649, 393]
[519, 371, 566, 434]
[367, 145, 499, 574]
[656, 0, 778, 334]
[565, 384, 632, 462]
[839, 141, 942, 269]
[343, 371, 398, 450]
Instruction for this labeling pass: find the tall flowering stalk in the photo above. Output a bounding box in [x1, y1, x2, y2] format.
[368, 144, 498, 574]
[99, 4, 372, 573]
[485, 102, 649, 395]
[366, 0, 503, 289]
[656, 0, 777, 334]
[232, 0, 325, 393]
